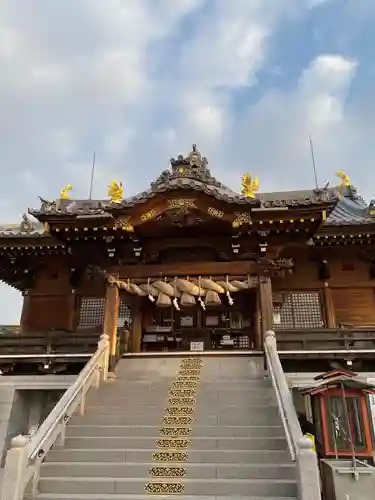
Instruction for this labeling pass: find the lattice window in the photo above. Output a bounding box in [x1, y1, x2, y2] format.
[273, 292, 324, 329]
[233, 336, 250, 349]
[118, 300, 132, 327]
[78, 297, 105, 330]
[78, 297, 132, 330]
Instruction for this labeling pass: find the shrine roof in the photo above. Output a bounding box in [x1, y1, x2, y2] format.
[5, 145, 375, 233]
[27, 145, 338, 219]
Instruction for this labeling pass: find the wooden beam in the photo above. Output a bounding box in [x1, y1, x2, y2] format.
[120, 261, 254, 279]
[103, 282, 119, 371]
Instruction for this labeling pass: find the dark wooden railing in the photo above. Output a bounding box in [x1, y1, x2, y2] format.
[275, 327, 375, 358]
[0, 329, 128, 365]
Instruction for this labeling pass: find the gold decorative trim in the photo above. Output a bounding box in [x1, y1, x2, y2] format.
[176, 376, 200, 381]
[152, 451, 188, 462]
[178, 370, 201, 377]
[140, 209, 157, 222]
[167, 199, 197, 210]
[207, 206, 224, 218]
[180, 364, 202, 370]
[232, 211, 252, 228]
[171, 381, 198, 389]
[165, 407, 195, 416]
[159, 427, 192, 437]
[156, 438, 191, 449]
[144, 482, 184, 494]
[163, 416, 194, 426]
[168, 397, 196, 406]
[149, 466, 187, 478]
[181, 358, 202, 364]
[169, 389, 196, 397]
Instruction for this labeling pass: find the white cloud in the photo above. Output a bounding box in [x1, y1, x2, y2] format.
[0, 1, 372, 323]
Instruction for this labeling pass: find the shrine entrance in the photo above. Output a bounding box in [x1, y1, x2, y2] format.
[141, 290, 258, 352]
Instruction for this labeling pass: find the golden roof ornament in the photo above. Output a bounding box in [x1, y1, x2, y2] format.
[60, 184, 72, 200]
[241, 173, 259, 199]
[335, 170, 350, 187]
[108, 180, 123, 204]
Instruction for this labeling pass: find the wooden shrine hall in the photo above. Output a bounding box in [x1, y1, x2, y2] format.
[1, 145, 375, 374]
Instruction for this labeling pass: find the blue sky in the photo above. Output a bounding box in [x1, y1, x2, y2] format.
[0, 0, 374, 323]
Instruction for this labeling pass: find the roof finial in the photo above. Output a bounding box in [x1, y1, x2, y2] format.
[192, 144, 197, 152]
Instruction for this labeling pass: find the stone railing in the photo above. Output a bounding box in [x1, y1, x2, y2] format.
[0, 333, 110, 500]
[264, 330, 321, 500]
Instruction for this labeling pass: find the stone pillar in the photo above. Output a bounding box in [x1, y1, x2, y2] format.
[103, 282, 119, 372]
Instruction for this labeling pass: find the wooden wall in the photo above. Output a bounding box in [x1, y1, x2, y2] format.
[18, 245, 375, 332]
[20, 258, 111, 333]
[275, 247, 375, 327]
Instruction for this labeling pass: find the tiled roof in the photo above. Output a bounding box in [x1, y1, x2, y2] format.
[325, 194, 375, 226]
[26, 145, 338, 218]
[0, 214, 48, 238]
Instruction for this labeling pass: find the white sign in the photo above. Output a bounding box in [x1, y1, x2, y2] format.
[190, 341, 204, 352]
[273, 312, 281, 325]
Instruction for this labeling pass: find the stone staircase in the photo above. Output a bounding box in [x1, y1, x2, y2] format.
[31, 356, 298, 499]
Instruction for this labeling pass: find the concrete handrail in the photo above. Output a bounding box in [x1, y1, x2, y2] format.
[264, 330, 321, 500]
[0, 333, 110, 500]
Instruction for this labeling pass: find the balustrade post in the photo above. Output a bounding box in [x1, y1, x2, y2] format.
[0, 435, 29, 500]
[296, 437, 322, 500]
[99, 333, 110, 381]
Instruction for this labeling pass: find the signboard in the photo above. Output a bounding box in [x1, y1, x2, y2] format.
[190, 341, 204, 352]
[273, 312, 281, 325]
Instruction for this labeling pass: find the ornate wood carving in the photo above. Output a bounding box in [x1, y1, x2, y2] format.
[167, 199, 197, 210]
[232, 212, 252, 228]
[140, 209, 157, 222]
[207, 206, 224, 218]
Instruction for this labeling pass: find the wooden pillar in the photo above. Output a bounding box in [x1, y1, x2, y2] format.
[323, 282, 336, 328]
[254, 291, 262, 350]
[66, 293, 77, 331]
[259, 276, 274, 343]
[19, 293, 31, 334]
[131, 299, 143, 353]
[103, 282, 119, 371]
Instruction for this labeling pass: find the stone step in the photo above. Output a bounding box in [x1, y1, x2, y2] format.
[60, 436, 288, 451]
[70, 411, 281, 426]
[100, 379, 271, 388]
[66, 424, 286, 438]
[40, 462, 296, 480]
[82, 403, 277, 416]
[85, 392, 276, 407]
[34, 495, 297, 500]
[37, 477, 297, 497]
[45, 448, 290, 464]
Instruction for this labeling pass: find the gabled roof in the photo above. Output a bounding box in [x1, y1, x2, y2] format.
[28, 145, 338, 219]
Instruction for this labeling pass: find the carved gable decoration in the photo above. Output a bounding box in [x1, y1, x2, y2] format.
[151, 144, 229, 191]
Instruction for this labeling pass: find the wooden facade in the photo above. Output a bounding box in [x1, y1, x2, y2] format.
[1, 146, 375, 373]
